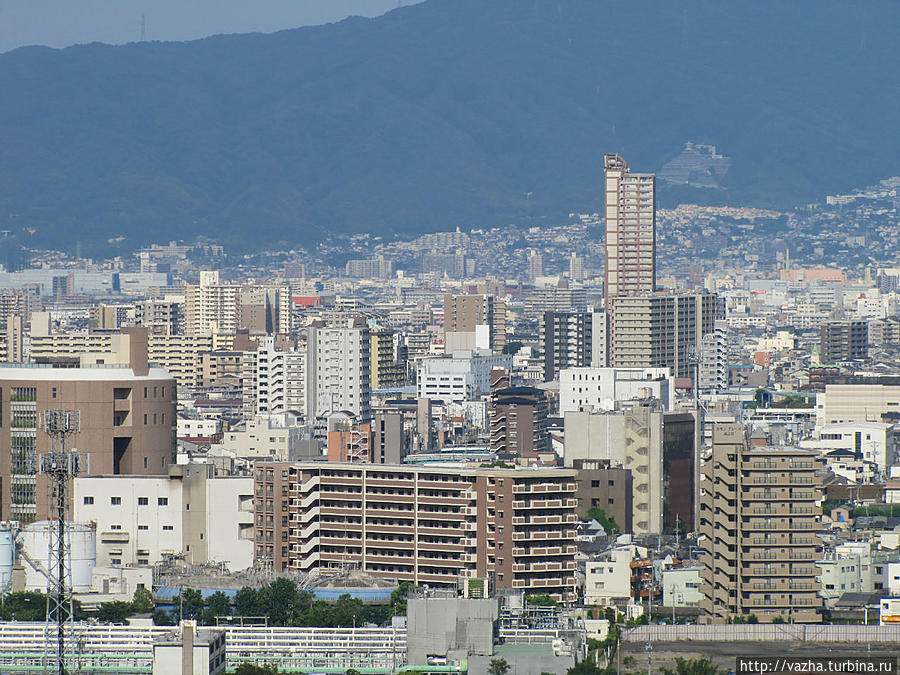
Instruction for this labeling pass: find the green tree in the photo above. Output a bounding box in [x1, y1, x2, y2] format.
[203, 591, 232, 625]
[234, 586, 264, 617]
[173, 588, 205, 621]
[131, 587, 154, 614]
[567, 661, 606, 675]
[96, 601, 135, 624]
[0, 591, 50, 621]
[390, 581, 414, 616]
[152, 608, 177, 626]
[661, 657, 721, 675]
[488, 658, 511, 675]
[332, 593, 365, 627]
[585, 507, 620, 536]
[525, 594, 558, 607]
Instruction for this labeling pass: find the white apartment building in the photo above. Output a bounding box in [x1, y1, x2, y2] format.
[74, 465, 254, 571]
[416, 349, 512, 403]
[185, 270, 240, 336]
[177, 418, 222, 439]
[585, 542, 648, 606]
[242, 336, 306, 418]
[662, 567, 702, 607]
[218, 415, 309, 461]
[800, 422, 895, 474]
[306, 321, 371, 422]
[817, 541, 875, 606]
[559, 366, 673, 414]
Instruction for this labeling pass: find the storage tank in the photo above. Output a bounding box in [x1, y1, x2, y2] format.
[20, 521, 96, 592]
[0, 525, 14, 591]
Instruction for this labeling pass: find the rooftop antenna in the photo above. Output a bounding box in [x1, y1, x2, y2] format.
[140, 14, 147, 42]
[40, 409, 85, 675]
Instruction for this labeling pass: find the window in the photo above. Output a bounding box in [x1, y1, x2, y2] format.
[110, 558, 121, 566]
[591, 480, 600, 488]
[143, 457, 148, 469]
[110, 497, 122, 505]
[186, 504, 190, 511]
[83, 496, 94, 505]
[137, 497, 148, 506]
[110, 524, 122, 530]
[138, 525, 148, 531]
[162, 525, 174, 531]
[51, 387, 57, 399]
[158, 497, 168, 506]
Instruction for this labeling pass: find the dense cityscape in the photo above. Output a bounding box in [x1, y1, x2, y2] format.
[0, 151, 896, 674]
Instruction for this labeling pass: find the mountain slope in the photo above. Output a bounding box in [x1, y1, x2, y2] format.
[0, 0, 898, 253]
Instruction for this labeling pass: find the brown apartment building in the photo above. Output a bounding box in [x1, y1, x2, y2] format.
[255, 462, 577, 601]
[443, 294, 507, 352]
[699, 423, 824, 623]
[0, 327, 175, 522]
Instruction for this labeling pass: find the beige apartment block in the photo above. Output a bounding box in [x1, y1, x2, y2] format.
[254, 462, 578, 601]
[699, 423, 823, 623]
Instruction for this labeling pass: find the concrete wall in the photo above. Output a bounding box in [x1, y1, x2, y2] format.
[406, 597, 498, 666]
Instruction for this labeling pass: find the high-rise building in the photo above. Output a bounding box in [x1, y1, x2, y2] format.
[569, 253, 585, 283]
[699, 424, 823, 623]
[184, 271, 240, 336]
[489, 369, 550, 460]
[820, 320, 868, 364]
[256, 461, 577, 600]
[604, 154, 655, 299]
[369, 329, 405, 390]
[540, 311, 594, 381]
[527, 250, 544, 283]
[699, 320, 730, 392]
[443, 294, 506, 352]
[608, 291, 723, 378]
[306, 320, 371, 423]
[242, 335, 306, 418]
[134, 298, 183, 335]
[0, 328, 174, 523]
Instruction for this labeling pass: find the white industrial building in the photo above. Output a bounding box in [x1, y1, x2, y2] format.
[559, 366, 673, 414]
[74, 464, 254, 571]
[799, 422, 896, 474]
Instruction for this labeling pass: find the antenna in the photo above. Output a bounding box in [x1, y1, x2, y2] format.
[140, 14, 147, 42]
[40, 409, 85, 675]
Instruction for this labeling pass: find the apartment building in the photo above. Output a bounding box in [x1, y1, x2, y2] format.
[370, 329, 405, 389]
[607, 291, 723, 378]
[306, 320, 371, 423]
[254, 462, 578, 601]
[74, 464, 254, 570]
[242, 336, 306, 418]
[134, 298, 183, 335]
[443, 294, 507, 352]
[573, 459, 633, 533]
[185, 271, 240, 336]
[0, 328, 174, 522]
[540, 311, 595, 382]
[488, 371, 550, 460]
[820, 320, 868, 364]
[604, 153, 655, 299]
[699, 424, 823, 623]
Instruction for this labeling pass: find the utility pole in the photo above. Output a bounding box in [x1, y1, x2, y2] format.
[40, 409, 83, 675]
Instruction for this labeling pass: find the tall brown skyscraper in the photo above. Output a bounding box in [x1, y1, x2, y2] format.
[604, 154, 656, 299]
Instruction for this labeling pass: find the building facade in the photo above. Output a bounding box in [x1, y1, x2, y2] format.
[604, 153, 655, 299]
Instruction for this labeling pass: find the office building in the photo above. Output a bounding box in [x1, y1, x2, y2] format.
[604, 153, 655, 299]
[0, 327, 174, 522]
[443, 294, 506, 352]
[569, 253, 585, 283]
[370, 329, 405, 389]
[559, 366, 673, 414]
[608, 291, 723, 378]
[572, 459, 633, 533]
[255, 462, 578, 601]
[820, 320, 868, 364]
[699, 424, 823, 623]
[306, 320, 371, 423]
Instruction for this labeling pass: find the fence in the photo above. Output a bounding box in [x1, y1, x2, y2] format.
[621, 623, 900, 643]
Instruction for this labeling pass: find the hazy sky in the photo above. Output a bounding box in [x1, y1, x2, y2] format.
[0, 0, 423, 53]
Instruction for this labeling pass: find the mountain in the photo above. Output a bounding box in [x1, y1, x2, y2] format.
[0, 0, 898, 254]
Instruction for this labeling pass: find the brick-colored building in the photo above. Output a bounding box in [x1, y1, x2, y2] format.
[254, 462, 578, 601]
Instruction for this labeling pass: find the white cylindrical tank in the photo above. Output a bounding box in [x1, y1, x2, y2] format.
[20, 521, 96, 592]
[0, 525, 14, 591]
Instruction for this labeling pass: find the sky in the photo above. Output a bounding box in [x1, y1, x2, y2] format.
[0, 0, 423, 53]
